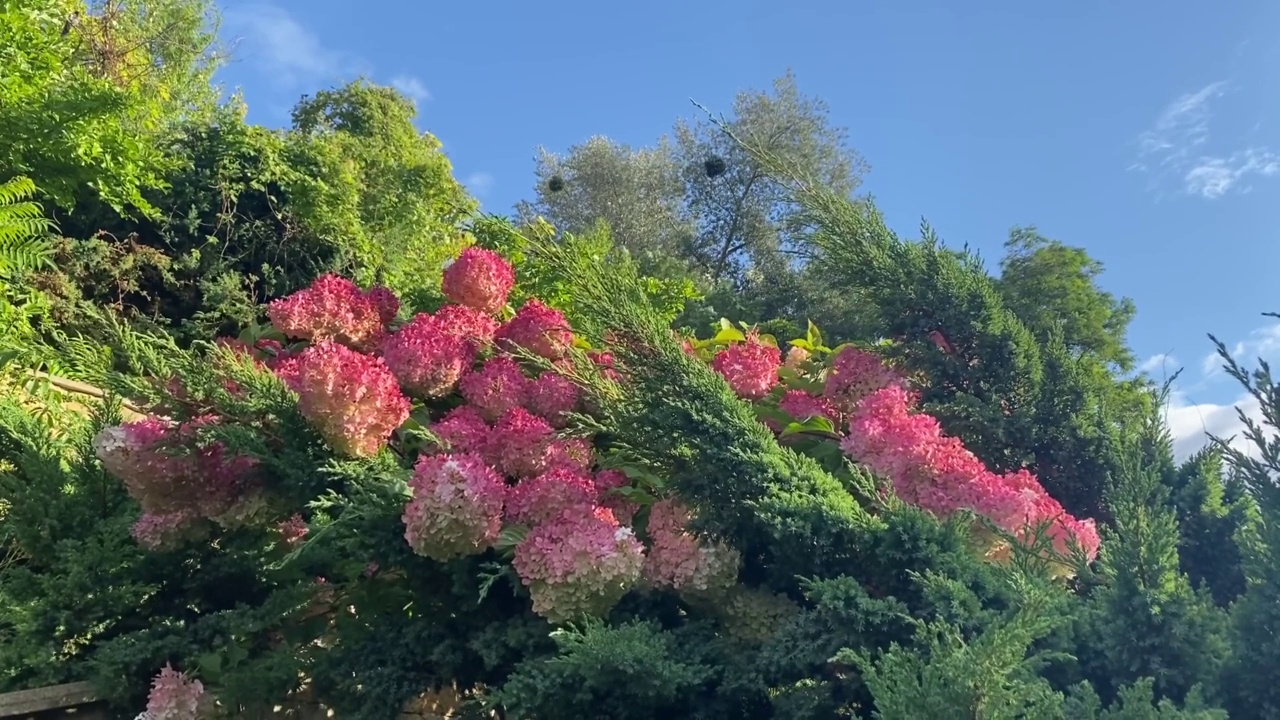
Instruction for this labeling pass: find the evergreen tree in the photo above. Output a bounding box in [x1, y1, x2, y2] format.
[1078, 425, 1229, 706]
[1206, 329, 1280, 718]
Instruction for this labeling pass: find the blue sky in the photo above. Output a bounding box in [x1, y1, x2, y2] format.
[212, 0, 1280, 459]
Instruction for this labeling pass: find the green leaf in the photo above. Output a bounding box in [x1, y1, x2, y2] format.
[713, 327, 746, 344]
[807, 320, 824, 348]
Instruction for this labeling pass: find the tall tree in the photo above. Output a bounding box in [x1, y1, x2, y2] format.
[0, 0, 222, 215]
[519, 70, 872, 338]
[996, 227, 1137, 371]
[518, 136, 693, 268]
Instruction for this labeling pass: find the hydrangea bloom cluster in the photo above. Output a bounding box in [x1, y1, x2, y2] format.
[380, 313, 475, 397]
[266, 274, 390, 351]
[512, 507, 646, 622]
[291, 341, 411, 458]
[842, 384, 1100, 562]
[94, 416, 257, 549]
[703, 330, 1100, 566]
[441, 246, 516, 314]
[459, 356, 529, 420]
[496, 299, 573, 360]
[402, 454, 506, 561]
[823, 345, 902, 414]
[711, 334, 781, 400]
[134, 664, 204, 720]
[643, 499, 741, 594]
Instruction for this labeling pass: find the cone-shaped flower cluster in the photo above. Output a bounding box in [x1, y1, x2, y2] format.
[291, 341, 411, 458]
[643, 499, 741, 594]
[402, 453, 507, 561]
[442, 246, 516, 314]
[711, 333, 781, 400]
[94, 416, 258, 549]
[266, 274, 390, 351]
[134, 664, 203, 720]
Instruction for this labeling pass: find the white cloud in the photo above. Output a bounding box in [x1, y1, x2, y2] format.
[1138, 352, 1179, 377]
[221, 4, 369, 90]
[1164, 387, 1263, 461]
[1132, 80, 1277, 199]
[1201, 321, 1280, 377]
[390, 75, 431, 103]
[465, 172, 495, 196]
[1165, 320, 1280, 460]
[1184, 147, 1280, 198]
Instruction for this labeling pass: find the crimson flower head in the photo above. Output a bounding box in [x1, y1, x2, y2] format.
[711, 335, 781, 401]
[497, 300, 574, 360]
[364, 285, 401, 325]
[381, 313, 476, 398]
[266, 274, 388, 351]
[441, 247, 516, 314]
[291, 341, 411, 458]
[459, 356, 529, 421]
[402, 453, 507, 561]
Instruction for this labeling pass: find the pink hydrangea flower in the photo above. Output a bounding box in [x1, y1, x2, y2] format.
[364, 286, 401, 325]
[381, 313, 475, 397]
[512, 506, 645, 622]
[266, 274, 387, 351]
[525, 371, 580, 427]
[711, 336, 781, 401]
[441, 247, 516, 314]
[778, 389, 836, 424]
[430, 405, 491, 455]
[94, 416, 254, 521]
[840, 385, 1100, 564]
[823, 346, 900, 413]
[497, 300, 574, 360]
[403, 453, 507, 561]
[291, 341, 411, 458]
[643, 499, 740, 594]
[544, 437, 594, 473]
[593, 469, 639, 524]
[136, 663, 203, 720]
[487, 407, 555, 478]
[131, 511, 195, 551]
[277, 514, 309, 548]
[459, 356, 529, 421]
[432, 304, 501, 346]
[504, 466, 598, 526]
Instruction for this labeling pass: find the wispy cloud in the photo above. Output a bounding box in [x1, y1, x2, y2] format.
[221, 4, 369, 90]
[1138, 352, 1179, 377]
[1132, 80, 1278, 198]
[390, 75, 432, 104]
[220, 4, 433, 107]
[1150, 319, 1280, 460]
[465, 172, 495, 196]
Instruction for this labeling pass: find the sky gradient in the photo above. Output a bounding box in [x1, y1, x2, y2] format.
[212, 0, 1280, 459]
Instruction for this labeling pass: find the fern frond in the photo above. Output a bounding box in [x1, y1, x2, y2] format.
[0, 176, 55, 278]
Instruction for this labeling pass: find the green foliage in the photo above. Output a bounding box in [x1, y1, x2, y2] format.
[996, 227, 1137, 371]
[0, 0, 221, 215]
[492, 620, 716, 719]
[1204, 328, 1280, 718]
[289, 80, 476, 307]
[1078, 430, 1230, 706]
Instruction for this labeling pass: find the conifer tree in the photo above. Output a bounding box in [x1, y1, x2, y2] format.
[1078, 423, 1229, 706]
[1206, 330, 1280, 718]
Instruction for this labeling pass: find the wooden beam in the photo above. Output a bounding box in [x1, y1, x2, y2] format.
[0, 681, 102, 717]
